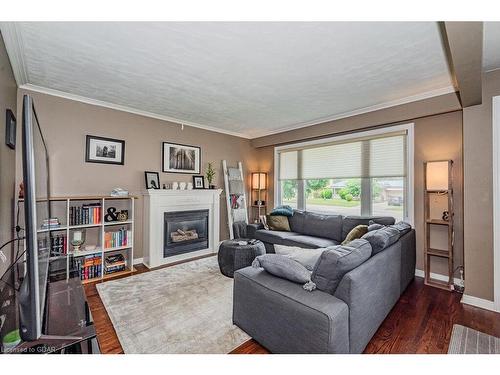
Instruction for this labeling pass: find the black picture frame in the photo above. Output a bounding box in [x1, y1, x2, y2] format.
[5, 109, 16, 149]
[85, 135, 125, 165]
[145, 171, 160, 189]
[192, 175, 205, 189]
[162, 141, 201, 174]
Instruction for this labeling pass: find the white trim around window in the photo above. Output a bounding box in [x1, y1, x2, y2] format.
[492, 95, 500, 312]
[274, 123, 414, 225]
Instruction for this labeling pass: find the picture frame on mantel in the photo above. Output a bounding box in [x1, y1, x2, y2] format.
[145, 171, 160, 189]
[162, 142, 201, 174]
[86, 135, 125, 165]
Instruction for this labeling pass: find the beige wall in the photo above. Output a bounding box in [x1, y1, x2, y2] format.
[254, 109, 464, 280]
[15, 89, 259, 260]
[463, 69, 500, 301]
[0, 33, 17, 278]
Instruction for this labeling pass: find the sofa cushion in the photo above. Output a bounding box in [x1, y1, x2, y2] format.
[266, 215, 291, 231]
[302, 211, 344, 241]
[254, 229, 300, 245]
[282, 235, 339, 249]
[274, 244, 325, 271]
[361, 226, 400, 255]
[342, 225, 368, 245]
[288, 210, 307, 233]
[311, 239, 372, 294]
[252, 254, 316, 291]
[341, 216, 395, 240]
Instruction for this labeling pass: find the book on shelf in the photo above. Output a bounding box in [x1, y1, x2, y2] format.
[38, 233, 68, 257]
[104, 253, 126, 274]
[104, 227, 132, 249]
[70, 203, 102, 226]
[40, 217, 62, 229]
[75, 254, 102, 280]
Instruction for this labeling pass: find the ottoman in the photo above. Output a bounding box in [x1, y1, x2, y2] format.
[218, 239, 265, 278]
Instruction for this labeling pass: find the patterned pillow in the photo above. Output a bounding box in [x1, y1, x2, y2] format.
[252, 254, 316, 291]
[342, 224, 368, 245]
[266, 215, 291, 231]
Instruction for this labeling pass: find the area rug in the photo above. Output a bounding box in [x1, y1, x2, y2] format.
[96, 256, 250, 353]
[448, 324, 500, 354]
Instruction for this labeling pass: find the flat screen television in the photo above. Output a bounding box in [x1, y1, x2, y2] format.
[18, 94, 51, 341]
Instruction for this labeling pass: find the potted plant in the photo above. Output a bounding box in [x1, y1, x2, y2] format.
[206, 162, 216, 189]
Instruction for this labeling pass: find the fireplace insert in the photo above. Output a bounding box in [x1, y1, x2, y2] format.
[164, 209, 209, 257]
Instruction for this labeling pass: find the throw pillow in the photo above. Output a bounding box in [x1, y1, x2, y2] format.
[266, 215, 291, 231]
[361, 226, 400, 255]
[270, 205, 294, 217]
[368, 223, 385, 231]
[341, 224, 368, 245]
[252, 254, 316, 291]
[311, 239, 372, 294]
[274, 244, 325, 271]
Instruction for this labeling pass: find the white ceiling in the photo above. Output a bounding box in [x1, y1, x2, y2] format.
[484, 22, 500, 72]
[2, 22, 457, 138]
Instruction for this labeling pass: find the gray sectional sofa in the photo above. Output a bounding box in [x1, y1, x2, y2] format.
[233, 210, 416, 354]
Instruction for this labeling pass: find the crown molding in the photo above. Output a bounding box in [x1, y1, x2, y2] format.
[0, 22, 28, 85]
[19, 84, 251, 139]
[248, 85, 457, 138]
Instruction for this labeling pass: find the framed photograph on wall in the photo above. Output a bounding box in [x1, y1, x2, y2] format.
[5, 109, 16, 149]
[162, 142, 201, 174]
[145, 171, 160, 189]
[192, 175, 205, 189]
[86, 135, 125, 165]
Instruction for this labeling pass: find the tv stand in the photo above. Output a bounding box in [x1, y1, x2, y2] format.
[7, 276, 99, 354]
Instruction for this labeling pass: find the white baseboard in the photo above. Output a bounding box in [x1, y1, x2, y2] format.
[415, 269, 499, 312]
[461, 294, 498, 312]
[415, 269, 461, 286]
[133, 257, 144, 266]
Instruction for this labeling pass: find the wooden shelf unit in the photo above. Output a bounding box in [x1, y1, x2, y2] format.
[21, 195, 136, 283]
[423, 161, 454, 291]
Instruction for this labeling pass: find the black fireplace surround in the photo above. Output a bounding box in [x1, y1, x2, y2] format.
[164, 209, 209, 257]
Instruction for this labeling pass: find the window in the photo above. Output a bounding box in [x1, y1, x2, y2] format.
[275, 124, 413, 222]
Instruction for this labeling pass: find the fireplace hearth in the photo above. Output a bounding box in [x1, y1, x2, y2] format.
[164, 210, 209, 257]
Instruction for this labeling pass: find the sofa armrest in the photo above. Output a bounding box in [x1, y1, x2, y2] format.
[246, 223, 264, 239]
[334, 243, 401, 353]
[233, 267, 349, 353]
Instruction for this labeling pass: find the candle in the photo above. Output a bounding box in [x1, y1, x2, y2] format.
[73, 231, 82, 242]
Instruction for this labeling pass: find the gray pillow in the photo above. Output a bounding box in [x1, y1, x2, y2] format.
[368, 223, 385, 231]
[361, 226, 400, 254]
[311, 239, 372, 294]
[273, 244, 325, 271]
[252, 254, 317, 291]
[391, 221, 411, 236]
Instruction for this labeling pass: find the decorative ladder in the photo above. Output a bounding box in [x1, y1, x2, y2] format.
[222, 160, 249, 239]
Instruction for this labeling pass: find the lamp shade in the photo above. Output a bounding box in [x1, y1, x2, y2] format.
[426, 161, 449, 191]
[252, 172, 267, 190]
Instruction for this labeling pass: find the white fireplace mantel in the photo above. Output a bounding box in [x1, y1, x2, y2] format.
[142, 189, 223, 268]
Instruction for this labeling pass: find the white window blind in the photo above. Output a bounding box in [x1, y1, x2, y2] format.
[368, 135, 406, 177]
[301, 142, 362, 179]
[279, 150, 298, 180]
[278, 133, 406, 180]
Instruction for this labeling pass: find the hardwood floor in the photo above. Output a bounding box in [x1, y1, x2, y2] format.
[84, 262, 500, 354]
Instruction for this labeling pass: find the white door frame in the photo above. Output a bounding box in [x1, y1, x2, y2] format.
[493, 95, 500, 312]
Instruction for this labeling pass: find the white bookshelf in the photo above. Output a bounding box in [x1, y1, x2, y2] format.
[23, 195, 137, 284]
